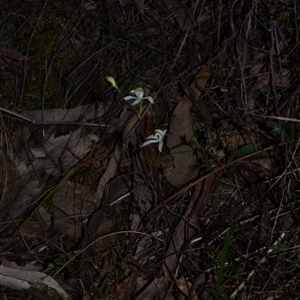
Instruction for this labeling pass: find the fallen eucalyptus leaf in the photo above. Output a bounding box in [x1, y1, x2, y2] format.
[0, 265, 69, 299]
[165, 96, 199, 188]
[175, 278, 199, 300]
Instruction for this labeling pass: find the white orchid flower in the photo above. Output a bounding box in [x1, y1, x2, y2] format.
[141, 129, 167, 153]
[124, 87, 154, 106]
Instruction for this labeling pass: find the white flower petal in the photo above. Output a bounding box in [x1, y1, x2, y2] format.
[145, 133, 159, 140]
[131, 98, 142, 106]
[124, 96, 137, 101]
[140, 139, 159, 148]
[143, 96, 154, 104]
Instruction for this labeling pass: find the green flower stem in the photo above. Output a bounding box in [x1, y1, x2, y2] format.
[138, 102, 143, 118]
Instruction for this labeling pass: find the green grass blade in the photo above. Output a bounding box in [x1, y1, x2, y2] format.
[215, 224, 235, 300]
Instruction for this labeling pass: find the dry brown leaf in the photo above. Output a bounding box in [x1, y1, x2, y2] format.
[116, 271, 140, 300]
[0, 47, 35, 61]
[28, 128, 99, 176]
[249, 62, 266, 76]
[134, 276, 168, 300]
[0, 149, 21, 222]
[165, 96, 198, 188]
[273, 70, 290, 88]
[19, 102, 105, 123]
[51, 182, 98, 238]
[162, 0, 192, 30]
[253, 51, 266, 61]
[0, 265, 68, 298]
[191, 65, 211, 94]
[0, 256, 42, 272]
[80, 145, 121, 251]
[134, 0, 145, 14]
[165, 66, 210, 188]
[82, 113, 138, 252]
[175, 278, 199, 300]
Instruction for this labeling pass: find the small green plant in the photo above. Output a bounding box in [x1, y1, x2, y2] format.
[278, 11, 291, 22]
[271, 242, 288, 252]
[266, 121, 284, 140]
[215, 225, 236, 300]
[233, 144, 271, 160]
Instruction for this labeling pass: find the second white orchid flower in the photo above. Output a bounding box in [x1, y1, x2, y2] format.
[124, 87, 154, 106]
[140, 129, 167, 153]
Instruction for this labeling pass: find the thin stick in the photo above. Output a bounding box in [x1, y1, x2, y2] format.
[266, 115, 300, 123]
[0, 107, 36, 123]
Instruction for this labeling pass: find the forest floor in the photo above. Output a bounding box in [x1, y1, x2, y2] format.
[0, 0, 300, 299]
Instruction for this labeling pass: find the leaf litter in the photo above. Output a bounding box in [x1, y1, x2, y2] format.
[0, 0, 299, 299]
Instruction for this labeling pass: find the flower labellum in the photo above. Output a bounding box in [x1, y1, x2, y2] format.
[124, 87, 154, 106]
[141, 129, 167, 153]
